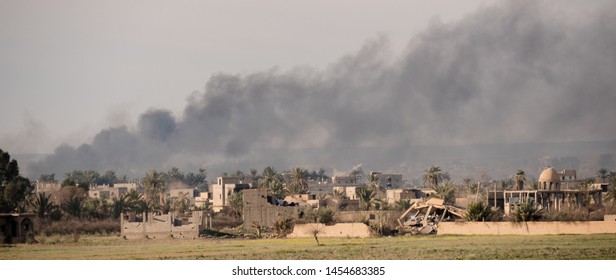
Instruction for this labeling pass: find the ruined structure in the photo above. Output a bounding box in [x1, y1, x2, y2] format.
[0, 213, 35, 243]
[503, 167, 603, 215]
[211, 177, 250, 212]
[121, 212, 206, 239]
[397, 198, 465, 234]
[242, 189, 303, 229]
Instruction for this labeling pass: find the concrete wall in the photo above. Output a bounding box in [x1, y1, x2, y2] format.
[121, 212, 203, 239]
[438, 220, 616, 235]
[288, 223, 373, 238]
[336, 210, 399, 223]
[243, 189, 301, 228]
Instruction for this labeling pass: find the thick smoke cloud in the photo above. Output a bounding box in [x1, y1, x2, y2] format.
[28, 1, 616, 179]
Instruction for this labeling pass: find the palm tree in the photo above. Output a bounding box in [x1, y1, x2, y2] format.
[30, 193, 56, 218]
[512, 202, 542, 222]
[62, 195, 84, 218]
[286, 167, 309, 195]
[597, 168, 609, 183]
[259, 166, 281, 189]
[366, 173, 381, 192]
[465, 201, 493, 221]
[423, 166, 449, 188]
[173, 191, 190, 214]
[515, 170, 526, 190]
[227, 191, 243, 219]
[432, 181, 456, 205]
[112, 194, 127, 219]
[356, 186, 376, 210]
[268, 180, 285, 198]
[317, 168, 327, 183]
[350, 167, 363, 184]
[331, 188, 348, 199]
[143, 169, 167, 206]
[166, 167, 184, 183]
[394, 198, 412, 211]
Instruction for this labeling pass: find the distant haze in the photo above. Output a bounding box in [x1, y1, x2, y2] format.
[11, 0, 616, 181]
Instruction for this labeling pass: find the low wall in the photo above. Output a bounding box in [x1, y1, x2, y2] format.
[121, 213, 203, 239]
[438, 220, 616, 235]
[288, 223, 373, 238]
[336, 210, 400, 223]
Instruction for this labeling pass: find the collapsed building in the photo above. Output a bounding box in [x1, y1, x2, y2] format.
[397, 198, 465, 234]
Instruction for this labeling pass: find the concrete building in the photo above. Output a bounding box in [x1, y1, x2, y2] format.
[210, 177, 251, 212]
[332, 175, 359, 186]
[370, 172, 404, 189]
[242, 189, 302, 229]
[503, 167, 603, 215]
[385, 188, 416, 205]
[88, 183, 138, 202]
[169, 188, 196, 207]
[333, 186, 359, 200]
[0, 213, 35, 243]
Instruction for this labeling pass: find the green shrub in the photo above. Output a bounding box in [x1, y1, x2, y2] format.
[465, 201, 493, 221]
[316, 208, 336, 225]
[512, 202, 542, 222]
[274, 218, 294, 237]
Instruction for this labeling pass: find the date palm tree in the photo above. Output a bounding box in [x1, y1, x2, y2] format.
[366, 173, 381, 192]
[432, 181, 456, 205]
[597, 168, 609, 183]
[356, 186, 376, 210]
[394, 198, 412, 211]
[317, 168, 327, 183]
[30, 193, 56, 218]
[423, 166, 449, 189]
[286, 167, 309, 195]
[143, 169, 167, 206]
[227, 191, 243, 219]
[259, 166, 281, 189]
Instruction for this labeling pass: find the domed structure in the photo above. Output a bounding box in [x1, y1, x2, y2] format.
[538, 167, 561, 191]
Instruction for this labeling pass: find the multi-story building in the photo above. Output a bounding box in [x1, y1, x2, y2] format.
[210, 177, 251, 212]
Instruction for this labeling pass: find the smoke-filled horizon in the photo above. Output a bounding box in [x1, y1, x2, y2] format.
[26, 1, 616, 181]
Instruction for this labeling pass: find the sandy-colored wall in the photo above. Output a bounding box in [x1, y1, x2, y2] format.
[288, 223, 372, 238]
[121, 213, 202, 239]
[438, 220, 616, 235]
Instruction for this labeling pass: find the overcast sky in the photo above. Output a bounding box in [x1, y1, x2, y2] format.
[1, 0, 496, 154]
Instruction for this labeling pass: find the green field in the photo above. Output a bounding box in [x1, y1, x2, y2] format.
[2, 233, 616, 260]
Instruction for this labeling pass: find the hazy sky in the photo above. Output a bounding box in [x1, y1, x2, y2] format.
[4, 0, 616, 180]
[1, 0, 495, 154]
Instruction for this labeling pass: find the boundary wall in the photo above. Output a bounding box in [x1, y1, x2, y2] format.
[121, 212, 204, 239]
[288, 223, 373, 238]
[438, 215, 616, 235]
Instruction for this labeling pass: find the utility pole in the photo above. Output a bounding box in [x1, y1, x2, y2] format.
[494, 181, 497, 209]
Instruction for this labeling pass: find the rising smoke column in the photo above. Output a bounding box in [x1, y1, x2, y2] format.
[28, 0, 616, 178]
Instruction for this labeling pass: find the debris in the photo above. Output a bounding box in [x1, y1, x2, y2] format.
[397, 198, 465, 235]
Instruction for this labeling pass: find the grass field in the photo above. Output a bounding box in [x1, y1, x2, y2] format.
[2, 233, 616, 260]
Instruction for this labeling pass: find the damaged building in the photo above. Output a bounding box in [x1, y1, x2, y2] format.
[242, 189, 304, 229]
[503, 167, 603, 215]
[397, 198, 465, 234]
[121, 211, 207, 239]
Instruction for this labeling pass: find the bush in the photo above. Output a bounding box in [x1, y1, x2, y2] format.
[37, 217, 120, 235]
[512, 202, 542, 222]
[465, 201, 493, 221]
[316, 208, 336, 225]
[274, 218, 294, 238]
